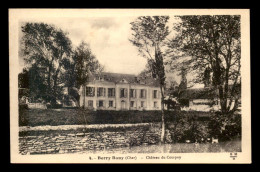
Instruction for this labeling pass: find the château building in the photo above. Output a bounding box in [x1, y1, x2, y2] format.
[79, 72, 162, 110]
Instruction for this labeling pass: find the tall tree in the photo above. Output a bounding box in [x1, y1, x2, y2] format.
[62, 42, 104, 107]
[21, 23, 72, 104]
[167, 15, 241, 114]
[18, 68, 29, 89]
[129, 16, 170, 143]
[178, 67, 187, 91]
[18, 65, 47, 102]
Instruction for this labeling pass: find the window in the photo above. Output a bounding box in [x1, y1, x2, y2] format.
[141, 101, 145, 107]
[130, 89, 136, 98]
[153, 90, 158, 98]
[108, 88, 115, 97]
[98, 100, 104, 107]
[130, 101, 135, 107]
[154, 101, 158, 108]
[140, 89, 146, 98]
[120, 88, 127, 98]
[88, 100, 93, 107]
[109, 101, 113, 107]
[86, 87, 95, 97]
[97, 87, 106, 97]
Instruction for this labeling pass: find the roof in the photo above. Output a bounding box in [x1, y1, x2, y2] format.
[179, 87, 219, 99]
[89, 72, 160, 87]
[179, 85, 241, 99]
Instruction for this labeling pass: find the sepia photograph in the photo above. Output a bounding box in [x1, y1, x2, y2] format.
[9, 9, 251, 163]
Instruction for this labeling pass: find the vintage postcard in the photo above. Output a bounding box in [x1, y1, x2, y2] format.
[9, 9, 251, 164]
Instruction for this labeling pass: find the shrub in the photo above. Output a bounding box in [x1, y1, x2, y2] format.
[208, 112, 241, 141]
[47, 103, 63, 109]
[167, 114, 209, 143]
[19, 109, 214, 127]
[19, 104, 28, 110]
[178, 98, 189, 107]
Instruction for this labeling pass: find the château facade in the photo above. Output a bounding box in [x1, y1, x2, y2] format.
[79, 72, 161, 110]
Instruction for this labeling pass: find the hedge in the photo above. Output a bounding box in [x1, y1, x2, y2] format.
[19, 108, 213, 126]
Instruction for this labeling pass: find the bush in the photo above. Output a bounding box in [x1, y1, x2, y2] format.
[19, 109, 214, 127]
[178, 99, 189, 107]
[46, 103, 63, 109]
[19, 104, 28, 110]
[167, 114, 209, 143]
[208, 112, 241, 141]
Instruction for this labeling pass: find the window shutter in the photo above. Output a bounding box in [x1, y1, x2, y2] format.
[93, 87, 95, 97]
[124, 89, 127, 98]
[104, 88, 106, 97]
[134, 89, 136, 98]
[144, 90, 146, 98]
[120, 89, 122, 98]
[96, 100, 99, 107]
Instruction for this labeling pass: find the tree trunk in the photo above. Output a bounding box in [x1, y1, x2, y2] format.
[47, 65, 52, 99]
[83, 84, 86, 108]
[161, 104, 165, 143]
[47, 57, 55, 103]
[160, 85, 165, 143]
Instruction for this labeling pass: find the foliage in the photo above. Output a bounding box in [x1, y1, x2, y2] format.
[208, 112, 241, 141]
[129, 16, 170, 143]
[178, 98, 189, 107]
[19, 109, 212, 127]
[62, 42, 103, 89]
[20, 23, 72, 104]
[61, 42, 104, 106]
[18, 68, 29, 89]
[19, 104, 28, 110]
[18, 65, 48, 101]
[167, 15, 241, 114]
[166, 113, 209, 143]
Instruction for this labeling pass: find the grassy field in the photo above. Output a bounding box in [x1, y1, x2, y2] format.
[19, 108, 213, 126]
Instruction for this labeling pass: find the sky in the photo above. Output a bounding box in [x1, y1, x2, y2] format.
[18, 16, 203, 88]
[19, 17, 148, 75]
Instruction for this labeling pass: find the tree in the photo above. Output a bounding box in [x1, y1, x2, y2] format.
[203, 66, 211, 87]
[18, 68, 29, 89]
[167, 15, 241, 115]
[62, 42, 104, 107]
[21, 23, 72, 105]
[18, 65, 47, 102]
[165, 76, 178, 94]
[129, 16, 170, 143]
[178, 67, 187, 91]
